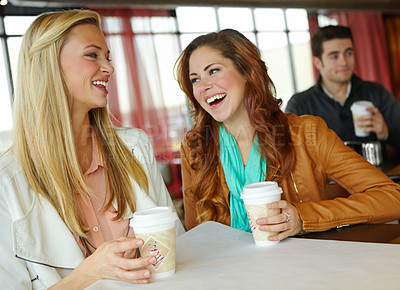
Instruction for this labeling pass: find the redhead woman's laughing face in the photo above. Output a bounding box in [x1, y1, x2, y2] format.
[189, 46, 248, 127]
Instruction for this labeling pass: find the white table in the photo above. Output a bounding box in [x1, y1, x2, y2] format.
[87, 221, 400, 289]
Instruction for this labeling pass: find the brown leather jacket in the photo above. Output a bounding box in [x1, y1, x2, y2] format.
[181, 114, 400, 232]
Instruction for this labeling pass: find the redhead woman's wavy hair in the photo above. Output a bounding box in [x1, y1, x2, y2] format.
[13, 9, 148, 237]
[175, 29, 295, 224]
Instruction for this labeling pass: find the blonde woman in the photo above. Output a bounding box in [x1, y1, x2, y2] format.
[0, 9, 184, 289]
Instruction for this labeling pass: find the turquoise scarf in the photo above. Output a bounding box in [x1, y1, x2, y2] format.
[219, 125, 267, 232]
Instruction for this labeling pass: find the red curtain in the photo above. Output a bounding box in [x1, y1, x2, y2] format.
[307, 12, 320, 81]
[308, 11, 393, 95]
[93, 8, 173, 154]
[334, 12, 393, 93]
[92, 8, 184, 198]
[383, 16, 400, 101]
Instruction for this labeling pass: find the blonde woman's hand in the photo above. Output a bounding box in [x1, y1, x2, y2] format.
[256, 200, 302, 241]
[50, 237, 155, 289]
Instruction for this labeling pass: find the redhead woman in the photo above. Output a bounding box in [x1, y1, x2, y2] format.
[176, 29, 400, 237]
[0, 9, 184, 289]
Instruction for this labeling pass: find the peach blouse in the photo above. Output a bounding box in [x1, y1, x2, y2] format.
[74, 132, 135, 258]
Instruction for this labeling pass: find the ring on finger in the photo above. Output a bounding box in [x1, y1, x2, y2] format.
[283, 212, 291, 223]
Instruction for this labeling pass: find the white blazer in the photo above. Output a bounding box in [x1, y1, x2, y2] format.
[0, 128, 185, 289]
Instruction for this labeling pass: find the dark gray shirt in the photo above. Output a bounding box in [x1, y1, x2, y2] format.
[286, 74, 400, 153]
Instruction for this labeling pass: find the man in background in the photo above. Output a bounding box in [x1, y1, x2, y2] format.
[285, 25, 400, 154]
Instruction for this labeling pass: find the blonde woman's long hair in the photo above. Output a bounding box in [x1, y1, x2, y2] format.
[13, 9, 148, 237]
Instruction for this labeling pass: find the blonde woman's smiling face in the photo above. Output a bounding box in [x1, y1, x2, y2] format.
[60, 24, 114, 114]
[189, 46, 247, 126]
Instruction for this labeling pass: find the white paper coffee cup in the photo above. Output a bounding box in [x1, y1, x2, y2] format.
[130, 206, 178, 279]
[350, 101, 374, 137]
[241, 181, 282, 246]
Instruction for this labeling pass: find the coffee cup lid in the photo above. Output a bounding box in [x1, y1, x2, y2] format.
[350, 100, 373, 110]
[130, 206, 178, 228]
[243, 181, 279, 191]
[241, 181, 282, 200]
[240, 189, 282, 200]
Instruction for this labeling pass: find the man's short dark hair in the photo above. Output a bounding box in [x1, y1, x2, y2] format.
[311, 25, 353, 59]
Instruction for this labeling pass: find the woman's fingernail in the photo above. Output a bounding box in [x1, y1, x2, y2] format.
[143, 271, 150, 277]
[149, 257, 156, 264]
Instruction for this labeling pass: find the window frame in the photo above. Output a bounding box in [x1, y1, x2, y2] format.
[176, 7, 313, 101]
[0, 5, 65, 118]
[0, 5, 313, 134]
[0, 15, 14, 106]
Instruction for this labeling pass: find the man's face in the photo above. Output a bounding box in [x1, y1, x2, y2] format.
[313, 38, 354, 85]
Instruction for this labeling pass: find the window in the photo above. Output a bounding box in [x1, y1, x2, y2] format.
[0, 40, 12, 132]
[0, 6, 315, 152]
[176, 7, 315, 110]
[103, 15, 187, 152]
[0, 15, 37, 151]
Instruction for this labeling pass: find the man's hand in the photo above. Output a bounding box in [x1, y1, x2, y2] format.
[356, 107, 389, 140]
